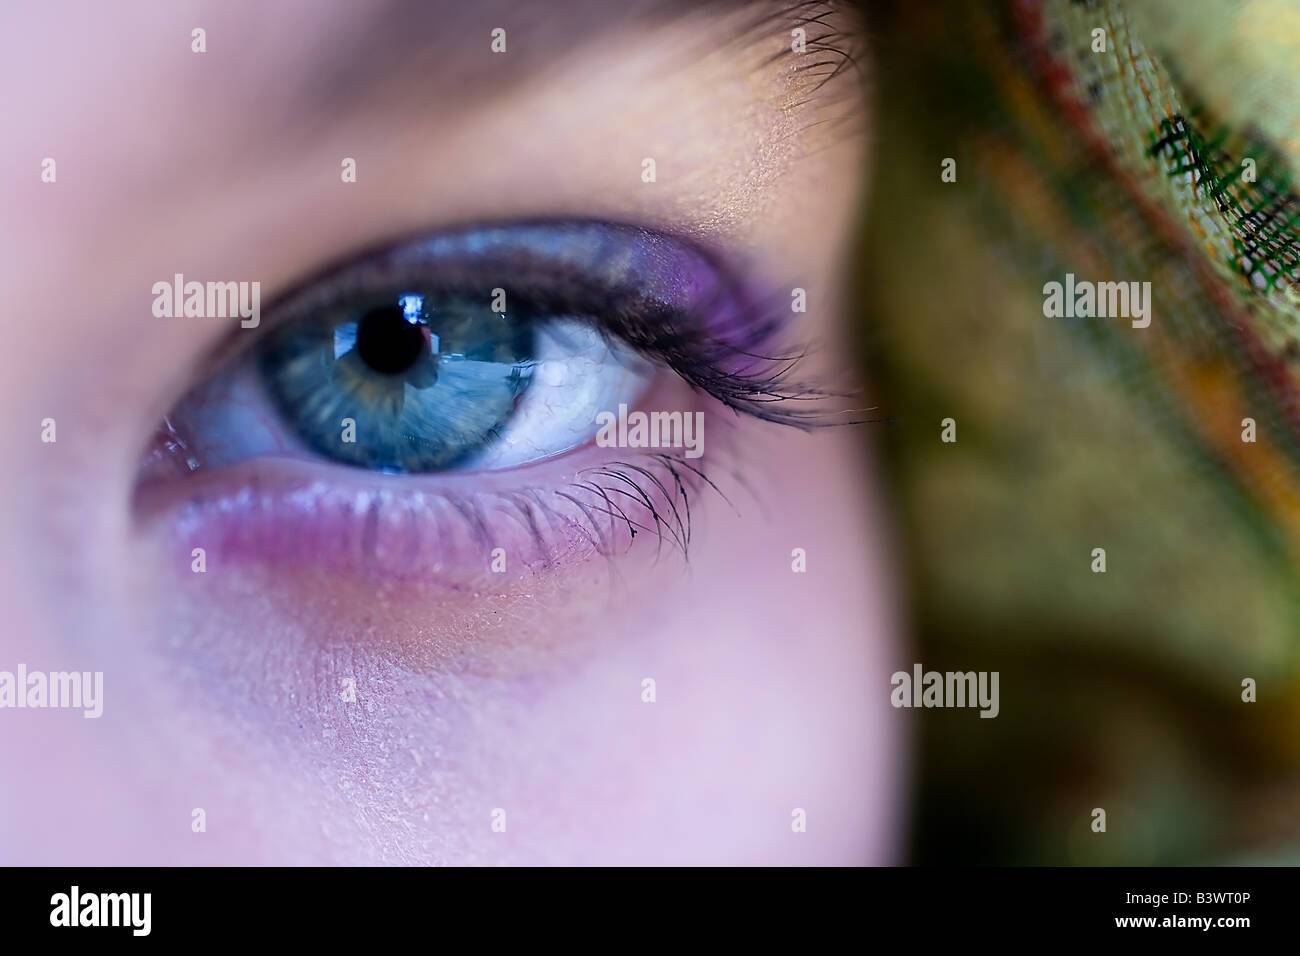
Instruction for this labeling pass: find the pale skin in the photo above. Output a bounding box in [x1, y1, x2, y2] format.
[0, 0, 902, 864]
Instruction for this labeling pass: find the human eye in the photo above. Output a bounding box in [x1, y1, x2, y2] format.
[134, 220, 832, 584]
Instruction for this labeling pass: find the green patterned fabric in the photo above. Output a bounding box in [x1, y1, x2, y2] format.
[863, 0, 1300, 864]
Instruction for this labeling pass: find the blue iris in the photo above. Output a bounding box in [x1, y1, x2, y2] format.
[259, 288, 535, 473]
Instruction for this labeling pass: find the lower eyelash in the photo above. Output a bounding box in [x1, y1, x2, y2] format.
[136, 442, 740, 588]
[566, 453, 728, 558]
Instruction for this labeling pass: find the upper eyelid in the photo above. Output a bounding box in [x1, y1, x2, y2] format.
[277, 218, 749, 305]
[192, 218, 771, 379]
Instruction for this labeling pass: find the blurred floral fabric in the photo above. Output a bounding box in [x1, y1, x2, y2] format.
[862, 0, 1300, 863]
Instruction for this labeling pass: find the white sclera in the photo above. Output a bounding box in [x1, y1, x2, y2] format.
[462, 319, 654, 470]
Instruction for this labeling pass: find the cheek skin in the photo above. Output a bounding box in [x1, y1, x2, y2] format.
[0, 417, 898, 865]
[165, 423, 894, 865]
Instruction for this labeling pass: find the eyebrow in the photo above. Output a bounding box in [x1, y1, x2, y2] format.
[274, 0, 861, 139]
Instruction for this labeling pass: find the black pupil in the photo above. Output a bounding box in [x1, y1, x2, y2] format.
[356, 305, 427, 375]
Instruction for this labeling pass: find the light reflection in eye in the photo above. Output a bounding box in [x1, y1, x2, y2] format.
[399, 293, 423, 324]
[332, 324, 356, 359]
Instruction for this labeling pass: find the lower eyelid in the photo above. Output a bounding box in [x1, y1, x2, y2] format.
[133, 379, 728, 589]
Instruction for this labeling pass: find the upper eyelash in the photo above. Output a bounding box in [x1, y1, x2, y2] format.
[609, 286, 861, 430]
[194, 220, 855, 437]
